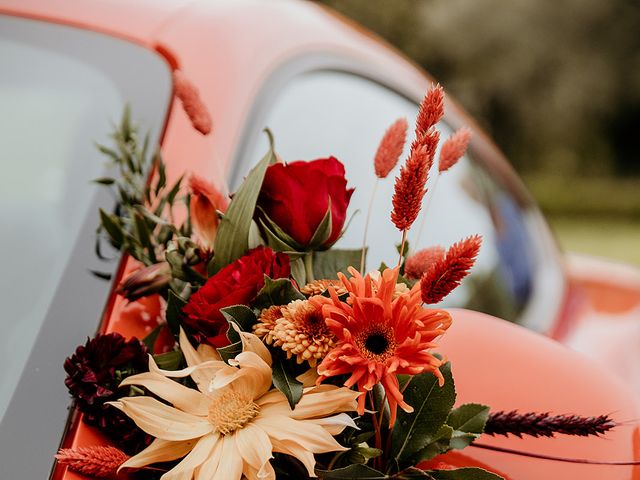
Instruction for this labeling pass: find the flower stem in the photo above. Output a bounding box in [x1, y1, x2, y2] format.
[303, 252, 315, 283]
[397, 229, 407, 268]
[368, 390, 383, 470]
[360, 179, 379, 274]
[471, 443, 640, 465]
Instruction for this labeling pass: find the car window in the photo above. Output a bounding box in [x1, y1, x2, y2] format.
[235, 70, 564, 331]
[0, 15, 171, 478]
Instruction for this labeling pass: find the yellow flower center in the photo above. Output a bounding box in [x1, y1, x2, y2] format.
[207, 391, 259, 435]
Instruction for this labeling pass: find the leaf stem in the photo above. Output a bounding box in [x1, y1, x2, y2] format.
[471, 443, 640, 465]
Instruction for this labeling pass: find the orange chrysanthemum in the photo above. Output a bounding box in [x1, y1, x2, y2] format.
[420, 235, 482, 304]
[439, 127, 472, 173]
[300, 279, 348, 296]
[312, 267, 451, 426]
[404, 246, 446, 280]
[173, 70, 213, 135]
[253, 305, 284, 345]
[390, 130, 439, 231]
[374, 118, 408, 178]
[189, 174, 228, 250]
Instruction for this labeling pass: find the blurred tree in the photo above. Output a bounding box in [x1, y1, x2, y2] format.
[315, 0, 640, 177]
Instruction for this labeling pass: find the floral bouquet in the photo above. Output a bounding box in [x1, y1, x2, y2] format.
[57, 86, 616, 480]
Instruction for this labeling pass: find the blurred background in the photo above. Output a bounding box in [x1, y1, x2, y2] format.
[316, 0, 640, 264]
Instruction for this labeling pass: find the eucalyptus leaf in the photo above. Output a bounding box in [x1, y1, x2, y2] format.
[389, 363, 456, 471]
[210, 136, 275, 274]
[254, 276, 305, 310]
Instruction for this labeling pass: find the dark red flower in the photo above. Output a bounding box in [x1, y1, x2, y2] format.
[182, 246, 290, 346]
[257, 157, 354, 249]
[63, 333, 150, 453]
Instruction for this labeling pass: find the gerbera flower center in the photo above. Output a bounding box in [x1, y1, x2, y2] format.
[207, 391, 259, 435]
[356, 326, 396, 361]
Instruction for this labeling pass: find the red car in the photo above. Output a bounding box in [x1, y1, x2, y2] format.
[0, 0, 638, 479]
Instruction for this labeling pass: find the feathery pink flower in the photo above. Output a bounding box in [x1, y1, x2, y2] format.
[404, 246, 445, 280]
[439, 127, 472, 172]
[55, 446, 129, 478]
[173, 70, 212, 135]
[415, 84, 444, 137]
[391, 130, 439, 231]
[189, 174, 228, 250]
[420, 235, 482, 304]
[374, 118, 408, 178]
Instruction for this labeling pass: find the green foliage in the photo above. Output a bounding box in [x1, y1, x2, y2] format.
[209, 132, 276, 274]
[389, 363, 456, 471]
[428, 468, 503, 480]
[313, 248, 364, 279]
[271, 351, 304, 409]
[253, 276, 305, 310]
[446, 403, 490, 450]
[153, 350, 183, 371]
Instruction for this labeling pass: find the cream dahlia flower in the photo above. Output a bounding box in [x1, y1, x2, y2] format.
[108, 329, 359, 480]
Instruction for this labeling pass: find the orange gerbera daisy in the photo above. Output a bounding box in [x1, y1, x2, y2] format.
[311, 266, 451, 426]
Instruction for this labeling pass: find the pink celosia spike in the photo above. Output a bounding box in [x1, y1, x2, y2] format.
[404, 246, 446, 280]
[374, 118, 408, 179]
[420, 235, 482, 304]
[55, 446, 129, 478]
[439, 127, 472, 172]
[173, 70, 213, 135]
[391, 130, 439, 231]
[415, 84, 444, 136]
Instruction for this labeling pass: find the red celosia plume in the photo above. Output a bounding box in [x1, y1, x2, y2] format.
[189, 174, 228, 250]
[173, 70, 212, 135]
[415, 84, 444, 137]
[420, 235, 482, 304]
[404, 245, 446, 280]
[374, 118, 408, 178]
[391, 130, 439, 231]
[439, 127, 472, 172]
[56, 446, 129, 478]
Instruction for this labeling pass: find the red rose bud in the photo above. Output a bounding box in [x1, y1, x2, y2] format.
[189, 175, 228, 250]
[117, 262, 171, 301]
[182, 246, 290, 347]
[257, 157, 354, 250]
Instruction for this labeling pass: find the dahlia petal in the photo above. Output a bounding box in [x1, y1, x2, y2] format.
[257, 414, 347, 454]
[119, 438, 196, 471]
[212, 435, 243, 480]
[119, 371, 209, 416]
[162, 433, 219, 479]
[287, 386, 359, 420]
[228, 323, 272, 367]
[296, 367, 319, 387]
[108, 397, 213, 441]
[270, 438, 316, 477]
[194, 437, 224, 480]
[235, 423, 273, 472]
[213, 352, 271, 399]
[305, 413, 359, 435]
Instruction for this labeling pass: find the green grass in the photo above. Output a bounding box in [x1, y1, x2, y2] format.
[522, 174, 640, 265]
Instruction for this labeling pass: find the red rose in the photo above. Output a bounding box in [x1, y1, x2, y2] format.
[182, 246, 290, 347]
[257, 157, 354, 249]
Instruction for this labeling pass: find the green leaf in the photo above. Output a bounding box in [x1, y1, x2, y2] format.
[93, 177, 115, 186]
[99, 208, 124, 247]
[389, 363, 456, 471]
[446, 403, 490, 450]
[428, 468, 503, 480]
[166, 174, 184, 206]
[133, 210, 156, 263]
[253, 276, 305, 310]
[289, 257, 306, 289]
[220, 305, 257, 339]
[411, 424, 453, 461]
[166, 290, 187, 337]
[209, 137, 275, 273]
[217, 341, 243, 363]
[393, 467, 435, 479]
[153, 350, 183, 371]
[271, 353, 303, 409]
[307, 202, 332, 249]
[155, 156, 167, 197]
[316, 464, 387, 479]
[259, 217, 299, 253]
[313, 248, 364, 279]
